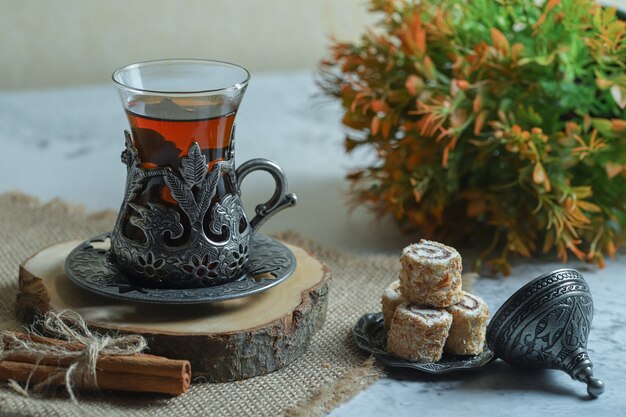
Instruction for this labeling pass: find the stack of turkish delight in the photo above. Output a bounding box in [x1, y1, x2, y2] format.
[382, 240, 489, 362]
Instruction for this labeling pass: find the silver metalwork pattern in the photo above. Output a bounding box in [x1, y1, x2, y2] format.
[65, 233, 297, 304]
[487, 268, 604, 398]
[109, 131, 296, 288]
[236, 158, 298, 232]
[353, 312, 495, 374]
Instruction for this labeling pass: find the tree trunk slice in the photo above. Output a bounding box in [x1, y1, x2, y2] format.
[15, 240, 331, 382]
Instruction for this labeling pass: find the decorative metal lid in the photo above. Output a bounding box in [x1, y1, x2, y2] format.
[487, 268, 604, 398]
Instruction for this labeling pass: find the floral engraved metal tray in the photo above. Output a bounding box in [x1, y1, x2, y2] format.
[65, 232, 296, 304]
[353, 312, 495, 374]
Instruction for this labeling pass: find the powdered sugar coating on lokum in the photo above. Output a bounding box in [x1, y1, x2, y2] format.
[401, 240, 461, 267]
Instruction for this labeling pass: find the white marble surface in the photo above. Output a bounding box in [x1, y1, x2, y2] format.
[1, 71, 624, 415]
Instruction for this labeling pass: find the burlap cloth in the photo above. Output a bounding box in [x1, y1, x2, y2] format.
[0, 192, 395, 417]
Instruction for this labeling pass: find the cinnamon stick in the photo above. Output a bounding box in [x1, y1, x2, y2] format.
[3, 332, 189, 378]
[0, 360, 189, 395]
[1, 331, 191, 395]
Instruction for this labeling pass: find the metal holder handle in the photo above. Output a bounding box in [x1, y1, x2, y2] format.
[236, 158, 297, 233]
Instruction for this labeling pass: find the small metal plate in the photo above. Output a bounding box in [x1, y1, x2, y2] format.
[65, 233, 296, 304]
[353, 312, 495, 374]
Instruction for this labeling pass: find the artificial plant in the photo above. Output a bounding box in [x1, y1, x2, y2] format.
[320, 0, 626, 274]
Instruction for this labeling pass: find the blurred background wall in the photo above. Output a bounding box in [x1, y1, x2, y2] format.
[0, 0, 372, 90]
[3, 0, 624, 91]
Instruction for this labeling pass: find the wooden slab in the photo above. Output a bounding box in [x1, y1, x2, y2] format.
[16, 240, 331, 382]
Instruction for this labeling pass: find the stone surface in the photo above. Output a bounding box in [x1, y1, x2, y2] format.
[1, 71, 624, 415]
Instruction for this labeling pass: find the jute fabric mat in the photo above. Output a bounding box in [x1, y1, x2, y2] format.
[0, 192, 392, 417]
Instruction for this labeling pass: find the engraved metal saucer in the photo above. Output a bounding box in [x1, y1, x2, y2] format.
[65, 232, 296, 304]
[353, 312, 495, 374]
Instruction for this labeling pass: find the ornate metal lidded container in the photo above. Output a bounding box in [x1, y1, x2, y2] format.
[487, 268, 604, 398]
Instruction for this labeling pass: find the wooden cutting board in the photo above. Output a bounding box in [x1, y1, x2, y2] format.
[16, 240, 331, 382]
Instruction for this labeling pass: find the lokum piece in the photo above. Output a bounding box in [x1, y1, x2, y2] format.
[381, 280, 404, 332]
[386, 303, 452, 362]
[399, 240, 463, 307]
[444, 291, 489, 355]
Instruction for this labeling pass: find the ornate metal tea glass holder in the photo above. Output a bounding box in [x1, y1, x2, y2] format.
[109, 131, 296, 288]
[65, 131, 298, 303]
